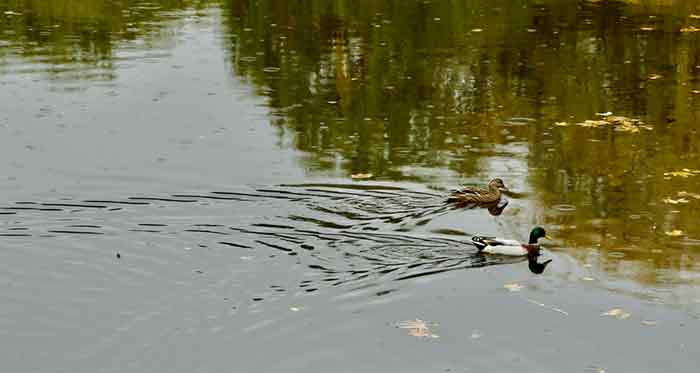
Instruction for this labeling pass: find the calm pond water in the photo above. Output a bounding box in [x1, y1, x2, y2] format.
[2, 1, 700, 372]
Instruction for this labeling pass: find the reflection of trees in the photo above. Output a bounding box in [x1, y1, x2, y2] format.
[222, 0, 700, 286]
[0, 0, 213, 82]
[222, 0, 700, 177]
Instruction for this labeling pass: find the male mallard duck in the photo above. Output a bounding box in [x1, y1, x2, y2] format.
[448, 178, 508, 205]
[472, 227, 549, 256]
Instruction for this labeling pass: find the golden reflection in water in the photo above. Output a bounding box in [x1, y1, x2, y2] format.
[221, 0, 700, 289]
[0, 0, 214, 84]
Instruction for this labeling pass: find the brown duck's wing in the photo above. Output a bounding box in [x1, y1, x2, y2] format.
[449, 187, 491, 202]
[453, 186, 487, 195]
[450, 193, 500, 205]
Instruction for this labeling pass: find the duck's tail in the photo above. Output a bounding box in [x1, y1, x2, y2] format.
[471, 236, 490, 252]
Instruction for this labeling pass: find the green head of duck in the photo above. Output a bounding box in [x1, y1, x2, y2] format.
[528, 227, 548, 244]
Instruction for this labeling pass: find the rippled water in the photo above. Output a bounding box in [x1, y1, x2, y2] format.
[2, 1, 700, 372]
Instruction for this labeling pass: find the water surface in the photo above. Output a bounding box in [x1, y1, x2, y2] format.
[2, 1, 700, 372]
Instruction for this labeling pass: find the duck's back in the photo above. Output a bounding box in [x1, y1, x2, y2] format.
[449, 187, 500, 204]
[482, 244, 528, 256]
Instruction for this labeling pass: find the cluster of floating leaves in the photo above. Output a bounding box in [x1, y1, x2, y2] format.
[662, 191, 700, 204]
[681, 26, 700, 33]
[663, 169, 700, 178]
[395, 319, 439, 338]
[555, 113, 650, 133]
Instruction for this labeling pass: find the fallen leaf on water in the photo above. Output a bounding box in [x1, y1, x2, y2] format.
[639, 26, 655, 31]
[351, 173, 373, 179]
[471, 28, 483, 32]
[664, 170, 696, 178]
[665, 229, 684, 237]
[554, 121, 569, 126]
[678, 191, 700, 199]
[504, 283, 523, 292]
[582, 277, 595, 281]
[648, 74, 662, 80]
[577, 119, 607, 128]
[290, 306, 301, 312]
[602, 308, 622, 317]
[641, 320, 657, 326]
[663, 197, 690, 204]
[575, 115, 646, 133]
[602, 308, 631, 319]
[395, 319, 439, 338]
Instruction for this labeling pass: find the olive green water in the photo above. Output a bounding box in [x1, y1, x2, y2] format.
[2, 1, 700, 372]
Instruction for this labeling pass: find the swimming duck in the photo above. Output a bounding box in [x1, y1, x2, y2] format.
[472, 227, 549, 256]
[448, 178, 509, 205]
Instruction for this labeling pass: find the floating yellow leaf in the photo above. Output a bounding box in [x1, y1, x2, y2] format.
[665, 229, 684, 237]
[602, 308, 622, 316]
[554, 121, 569, 126]
[471, 28, 483, 32]
[351, 173, 373, 179]
[664, 170, 696, 178]
[678, 191, 700, 199]
[504, 283, 523, 292]
[648, 74, 662, 80]
[681, 26, 700, 33]
[663, 197, 689, 204]
[576, 119, 607, 128]
[395, 319, 439, 338]
[602, 308, 631, 319]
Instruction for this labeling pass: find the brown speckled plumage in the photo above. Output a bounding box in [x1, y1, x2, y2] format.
[447, 178, 508, 205]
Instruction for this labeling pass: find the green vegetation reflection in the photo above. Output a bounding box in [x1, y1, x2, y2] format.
[222, 0, 700, 289]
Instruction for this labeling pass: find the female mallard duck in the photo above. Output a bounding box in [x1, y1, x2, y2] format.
[448, 178, 509, 205]
[472, 227, 549, 256]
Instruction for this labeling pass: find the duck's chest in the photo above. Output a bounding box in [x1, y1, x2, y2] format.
[482, 245, 527, 256]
